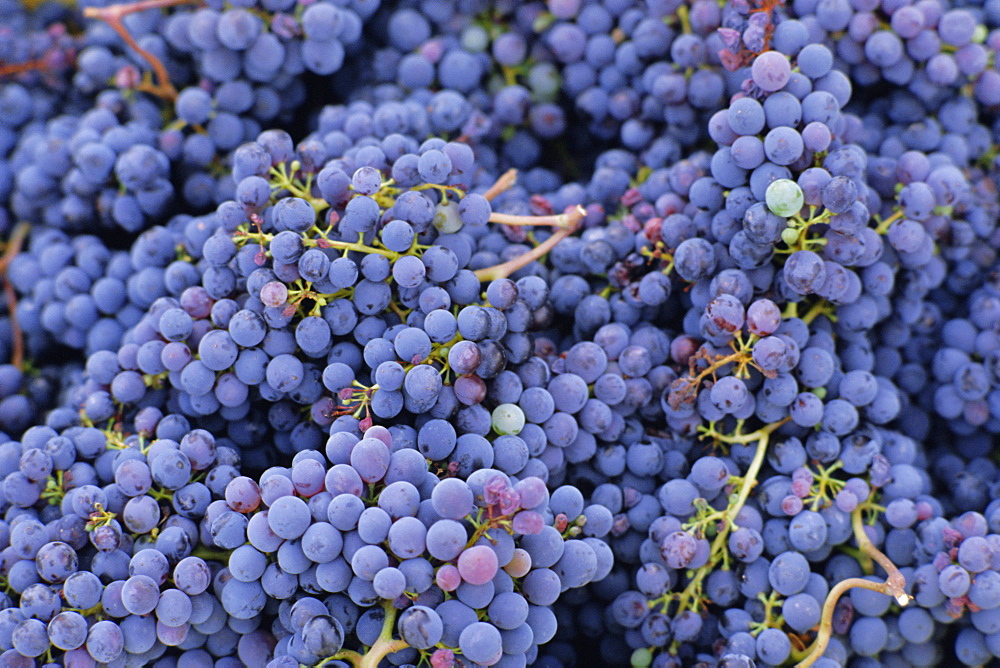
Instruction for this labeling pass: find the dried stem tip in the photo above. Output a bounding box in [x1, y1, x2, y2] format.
[482, 169, 518, 201]
[475, 206, 585, 282]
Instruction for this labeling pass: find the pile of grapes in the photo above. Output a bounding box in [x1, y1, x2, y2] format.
[1, 0, 1000, 666]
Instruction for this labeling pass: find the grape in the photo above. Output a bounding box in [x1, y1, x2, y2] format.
[849, 617, 888, 657]
[372, 567, 407, 599]
[756, 627, 791, 663]
[47, 612, 88, 651]
[765, 179, 804, 218]
[350, 438, 391, 483]
[661, 531, 698, 569]
[431, 478, 474, 521]
[727, 97, 765, 136]
[457, 546, 499, 585]
[458, 622, 503, 665]
[769, 551, 810, 596]
[35, 541, 78, 583]
[492, 403, 526, 436]
[86, 620, 124, 662]
[301, 615, 345, 658]
[226, 476, 262, 513]
[398, 606, 443, 649]
[268, 495, 312, 540]
[12, 619, 49, 658]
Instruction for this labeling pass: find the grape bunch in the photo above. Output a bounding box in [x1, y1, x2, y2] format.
[0, 413, 246, 666]
[216, 426, 611, 666]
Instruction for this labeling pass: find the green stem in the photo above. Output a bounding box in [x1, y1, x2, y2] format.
[749, 590, 784, 636]
[320, 601, 410, 668]
[465, 514, 513, 551]
[726, 420, 788, 514]
[657, 419, 791, 621]
[411, 182, 465, 199]
[314, 233, 398, 259]
[190, 547, 232, 562]
[269, 164, 328, 212]
[874, 209, 903, 235]
[800, 299, 832, 326]
[675, 4, 692, 33]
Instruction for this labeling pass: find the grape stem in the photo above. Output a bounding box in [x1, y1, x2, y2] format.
[874, 209, 904, 235]
[316, 234, 397, 260]
[721, 418, 790, 520]
[0, 57, 64, 79]
[800, 299, 834, 326]
[270, 163, 329, 212]
[463, 504, 514, 550]
[190, 547, 232, 562]
[0, 223, 31, 370]
[488, 208, 581, 229]
[850, 507, 908, 603]
[657, 418, 790, 628]
[83, 0, 200, 102]
[474, 206, 585, 282]
[668, 333, 759, 409]
[482, 169, 518, 201]
[795, 507, 910, 667]
[319, 601, 409, 668]
[749, 590, 785, 635]
[675, 4, 692, 33]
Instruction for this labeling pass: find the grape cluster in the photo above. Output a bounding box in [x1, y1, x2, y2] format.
[363, 0, 729, 153]
[0, 414, 243, 666]
[217, 426, 611, 667]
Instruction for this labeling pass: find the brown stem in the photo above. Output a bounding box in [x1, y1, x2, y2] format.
[2, 281, 22, 371]
[796, 578, 899, 668]
[0, 224, 27, 275]
[83, 0, 201, 102]
[852, 508, 908, 604]
[474, 206, 584, 282]
[482, 169, 518, 201]
[0, 58, 53, 78]
[796, 508, 910, 667]
[489, 211, 576, 228]
[84, 0, 202, 20]
[0, 223, 31, 370]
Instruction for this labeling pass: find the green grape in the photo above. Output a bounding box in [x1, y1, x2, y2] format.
[491, 404, 525, 436]
[766, 179, 804, 217]
[527, 62, 560, 102]
[433, 200, 463, 233]
[631, 648, 653, 667]
[781, 227, 799, 246]
[460, 25, 490, 52]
